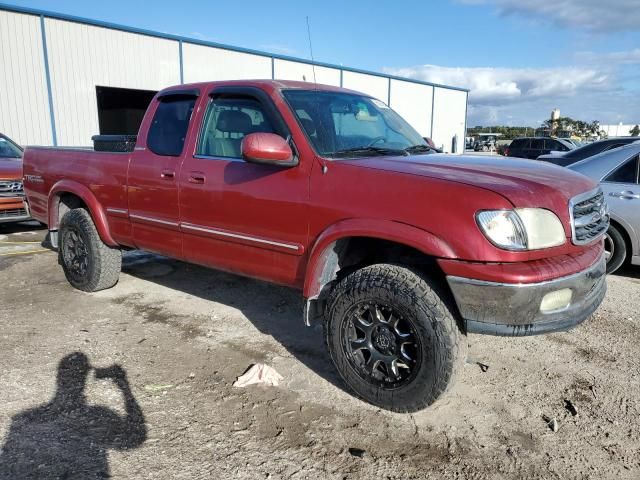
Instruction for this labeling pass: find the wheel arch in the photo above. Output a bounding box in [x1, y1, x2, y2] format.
[302, 219, 457, 324]
[48, 180, 118, 247]
[608, 215, 635, 262]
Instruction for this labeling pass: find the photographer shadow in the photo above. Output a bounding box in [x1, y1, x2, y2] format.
[0, 352, 146, 479]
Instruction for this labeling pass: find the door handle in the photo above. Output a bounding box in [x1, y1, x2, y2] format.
[609, 190, 640, 200]
[161, 169, 175, 179]
[188, 172, 206, 184]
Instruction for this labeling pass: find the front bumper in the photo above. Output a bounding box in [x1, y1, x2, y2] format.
[0, 200, 31, 224]
[446, 253, 606, 336]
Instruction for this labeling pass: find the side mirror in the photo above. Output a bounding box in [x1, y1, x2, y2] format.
[241, 133, 296, 166]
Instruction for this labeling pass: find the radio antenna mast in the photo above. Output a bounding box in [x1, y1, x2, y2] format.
[306, 16, 317, 84]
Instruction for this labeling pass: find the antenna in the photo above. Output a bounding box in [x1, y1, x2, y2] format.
[305, 16, 317, 84]
[305, 16, 327, 174]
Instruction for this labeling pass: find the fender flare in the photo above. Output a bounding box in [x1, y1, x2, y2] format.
[303, 218, 457, 299]
[48, 179, 118, 247]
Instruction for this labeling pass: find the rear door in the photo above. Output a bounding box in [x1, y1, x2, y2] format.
[601, 153, 640, 254]
[127, 90, 199, 258]
[178, 86, 310, 287]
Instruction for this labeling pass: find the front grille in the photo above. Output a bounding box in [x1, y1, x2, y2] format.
[0, 208, 28, 219]
[570, 189, 609, 245]
[0, 180, 24, 197]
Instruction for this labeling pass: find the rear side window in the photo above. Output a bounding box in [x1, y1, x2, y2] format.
[147, 96, 196, 156]
[510, 139, 528, 149]
[603, 143, 625, 152]
[546, 139, 568, 151]
[531, 139, 544, 149]
[604, 155, 639, 184]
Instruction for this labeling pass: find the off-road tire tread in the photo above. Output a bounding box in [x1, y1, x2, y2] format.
[324, 263, 467, 413]
[59, 208, 121, 292]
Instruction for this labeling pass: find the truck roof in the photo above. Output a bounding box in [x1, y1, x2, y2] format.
[159, 79, 363, 97]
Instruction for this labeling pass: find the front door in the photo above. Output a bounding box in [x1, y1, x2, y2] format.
[179, 87, 310, 287]
[128, 91, 198, 258]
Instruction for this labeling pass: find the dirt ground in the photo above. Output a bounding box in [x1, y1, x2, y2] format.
[1, 222, 639, 479]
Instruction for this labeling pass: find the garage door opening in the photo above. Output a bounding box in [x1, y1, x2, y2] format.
[96, 86, 157, 135]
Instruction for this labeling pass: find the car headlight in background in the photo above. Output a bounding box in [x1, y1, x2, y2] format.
[476, 208, 566, 251]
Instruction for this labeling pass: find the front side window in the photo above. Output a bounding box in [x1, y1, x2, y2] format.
[604, 155, 639, 184]
[147, 96, 196, 156]
[0, 136, 22, 158]
[198, 97, 275, 158]
[283, 90, 427, 158]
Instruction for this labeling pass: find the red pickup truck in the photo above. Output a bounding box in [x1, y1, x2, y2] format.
[23, 80, 608, 412]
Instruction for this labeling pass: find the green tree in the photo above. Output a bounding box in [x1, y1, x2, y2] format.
[630, 125, 640, 137]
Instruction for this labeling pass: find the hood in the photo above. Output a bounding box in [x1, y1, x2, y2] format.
[343, 153, 596, 208]
[0, 157, 22, 180]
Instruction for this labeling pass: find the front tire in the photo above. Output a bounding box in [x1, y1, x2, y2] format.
[605, 224, 626, 274]
[59, 208, 121, 291]
[325, 264, 467, 412]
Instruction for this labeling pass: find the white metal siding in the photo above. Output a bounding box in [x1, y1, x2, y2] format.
[341, 71, 389, 102]
[0, 11, 51, 145]
[273, 59, 341, 86]
[389, 79, 433, 138]
[431, 88, 467, 154]
[183, 44, 271, 83]
[45, 18, 180, 146]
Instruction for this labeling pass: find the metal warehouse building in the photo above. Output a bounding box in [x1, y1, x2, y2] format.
[0, 4, 468, 152]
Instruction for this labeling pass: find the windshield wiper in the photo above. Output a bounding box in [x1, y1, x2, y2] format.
[331, 146, 408, 158]
[404, 144, 438, 154]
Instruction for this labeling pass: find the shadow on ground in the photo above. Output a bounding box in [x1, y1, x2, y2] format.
[121, 252, 347, 394]
[0, 220, 45, 236]
[0, 352, 147, 478]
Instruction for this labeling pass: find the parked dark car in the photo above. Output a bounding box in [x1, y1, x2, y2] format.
[504, 137, 574, 159]
[537, 137, 640, 167]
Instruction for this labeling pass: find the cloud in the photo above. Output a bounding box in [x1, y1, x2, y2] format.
[383, 64, 638, 126]
[459, 0, 640, 32]
[385, 64, 609, 105]
[576, 49, 640, 65]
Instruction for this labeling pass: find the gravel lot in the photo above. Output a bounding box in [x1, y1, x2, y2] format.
[1, 222, 639, 479]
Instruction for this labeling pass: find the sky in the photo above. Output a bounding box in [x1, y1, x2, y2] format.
[7, 0, 640, 127]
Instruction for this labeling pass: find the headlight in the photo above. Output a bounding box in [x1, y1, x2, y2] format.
[477, 208, 565, 251]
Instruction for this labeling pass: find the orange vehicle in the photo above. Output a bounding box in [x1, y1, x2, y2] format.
[0, 133, 30, 224]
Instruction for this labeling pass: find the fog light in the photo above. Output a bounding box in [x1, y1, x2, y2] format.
[540, 289, 573, 313]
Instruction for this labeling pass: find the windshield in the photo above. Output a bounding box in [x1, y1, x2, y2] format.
[282, 90, 427, 158]
[0, 136, 22, 158]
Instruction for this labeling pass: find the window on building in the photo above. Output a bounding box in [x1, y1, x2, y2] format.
[147, 96, 196, 157]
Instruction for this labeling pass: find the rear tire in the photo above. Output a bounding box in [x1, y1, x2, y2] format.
[605, 224, 626, 274]
[325, 264, 467, 413]
[59, 208, 121, 291]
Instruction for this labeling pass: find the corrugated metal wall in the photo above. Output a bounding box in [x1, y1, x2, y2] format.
[389, 79, 433, 139]
[432, 87, 467, 154]
[45, 18, 180, 146]
[183, 44, 271, 83]
[0, 7, 468, 153]
[273, 59, 341, 86]
[0, 11, 51, 145]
